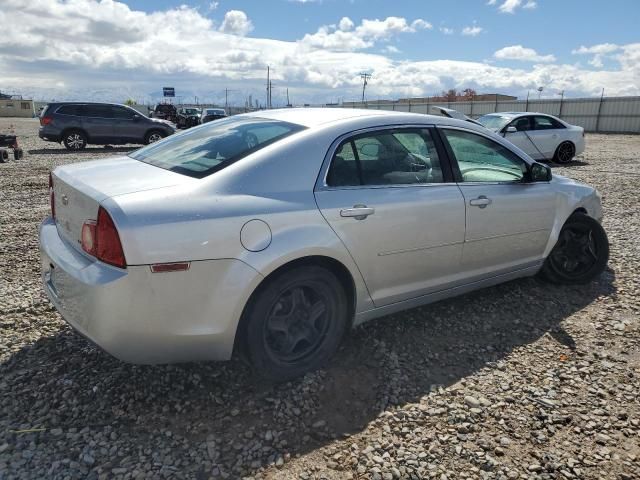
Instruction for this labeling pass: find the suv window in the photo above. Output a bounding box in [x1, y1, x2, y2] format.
[111, 106, 137, 119]
[534, 116, 564, 130]
[442, 129, 527, 183]
[83, 105, 113, 118]
[129, 117, 305, 178]
[327, 129, 443, 187]
[56, 105, 82, 116]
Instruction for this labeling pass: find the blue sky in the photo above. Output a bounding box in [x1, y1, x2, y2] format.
[0, 0, 638, 104]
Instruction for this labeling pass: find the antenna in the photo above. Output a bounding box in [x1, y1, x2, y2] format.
[360, 72, 372, 103]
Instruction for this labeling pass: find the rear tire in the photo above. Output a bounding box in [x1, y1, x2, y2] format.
[540, 213, 609, 284]
[554, 141, 575, 164]
[241, 266, 348, 381]
[0, 149, 8, 162]
[144, 130, 165, 145]
[13, 148, 24, 160]
[63, 130, 87, 150]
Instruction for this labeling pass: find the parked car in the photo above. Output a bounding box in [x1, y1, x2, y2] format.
[200, 108, 227, 123]
[433, 107, 585, 164]
[39, 103, 175, 150]
[176, 107, 201, 129]
[151, 103, 178, 123]
[41, 109, 608, 380]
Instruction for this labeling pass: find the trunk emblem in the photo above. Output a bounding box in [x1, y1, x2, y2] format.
[61, 194, 69, 205]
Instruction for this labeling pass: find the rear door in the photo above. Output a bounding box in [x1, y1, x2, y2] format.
[315, 126, 467, 307]
[80, 105, 115, 142]
[439, 127, 556, 279]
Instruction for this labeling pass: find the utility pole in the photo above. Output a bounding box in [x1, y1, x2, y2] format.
[360, 72, 372, 104]
[286, 88, 291, 107]
[225, 89, 228, 110]
[266, 66, 271, 109]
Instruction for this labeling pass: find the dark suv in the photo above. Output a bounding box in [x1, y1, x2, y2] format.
[39, 102, 176, 150]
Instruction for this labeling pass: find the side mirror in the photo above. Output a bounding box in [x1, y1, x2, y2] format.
[530, 163, 552, 182]
[505, 126, 517, 134]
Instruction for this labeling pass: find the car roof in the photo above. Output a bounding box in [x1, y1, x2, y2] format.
[238, 107, 476, 129]
[482, 112, 555, 118]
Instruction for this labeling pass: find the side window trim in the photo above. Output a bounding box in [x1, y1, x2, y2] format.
[319, 124, 455, 190]
[436, 126, 530, 185]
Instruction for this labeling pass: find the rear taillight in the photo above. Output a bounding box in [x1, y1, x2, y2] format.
[81, 207, 126, 268]
[49, 172, 55, 219]
[40, 116, 53, 126]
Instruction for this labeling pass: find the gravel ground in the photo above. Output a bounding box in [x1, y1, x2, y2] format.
[0, 118, 638, 480]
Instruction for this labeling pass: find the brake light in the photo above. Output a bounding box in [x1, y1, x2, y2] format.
[49, 173, 55, 219]
[40, 116, 53, 126]
[81, 207, 126, 268]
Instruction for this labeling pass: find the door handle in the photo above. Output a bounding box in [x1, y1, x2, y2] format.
[340, 205, 375, 220]
[469, 196, 492, 208]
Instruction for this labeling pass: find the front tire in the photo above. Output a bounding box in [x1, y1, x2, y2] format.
[554, 141, 575, 164]
[540, 213, 609, 284]
[63, 130, 87, 150]
[144, 130, 165, 145]
[241, 266, 348, 381]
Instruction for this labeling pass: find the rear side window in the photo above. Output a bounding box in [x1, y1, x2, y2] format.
[111, 106, 137, 119]
[56, 105, 81, 116]
[129, 117, 305, 178]
[534, 116, 564, 130]
[327, 129, 444, 187]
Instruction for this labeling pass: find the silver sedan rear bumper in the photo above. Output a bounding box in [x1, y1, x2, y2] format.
[39, 218, 262, 364]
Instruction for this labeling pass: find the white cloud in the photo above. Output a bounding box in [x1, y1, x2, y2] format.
[219, 10, 253, 36]
[440, 27, 454, 35]
[208, 1, 219, 11]
[301, 16, 431, 51]
[382, 45, 401, 54]
[0, 0, 638, 104]
[572, 43, 621, 69]
[462, 25, 484, 36]
[494, 45, 556, 63]
[493, 0, 536, 14]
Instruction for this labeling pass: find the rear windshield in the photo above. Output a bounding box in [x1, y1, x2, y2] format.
[477, 115, 512, 130]
[129, 116, 306, 178]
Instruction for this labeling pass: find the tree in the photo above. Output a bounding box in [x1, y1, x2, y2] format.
[124, 98, 136, 106]
[461, 88, 477, 99]
[441, 89, 458, 102]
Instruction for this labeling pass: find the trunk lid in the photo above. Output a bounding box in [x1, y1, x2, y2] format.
[52, 156, 194, 251]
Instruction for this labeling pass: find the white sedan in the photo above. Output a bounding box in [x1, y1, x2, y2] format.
[433, 107, 585, 164]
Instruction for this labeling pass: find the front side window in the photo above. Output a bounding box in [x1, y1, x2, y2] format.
[442, 129, 527, 183]
[83, 105, 113, 118]
[111, 106, 136, 119]
[509, 116, 533, 132]
[129, 117, 305, 178]
[327, 129, 443, 187]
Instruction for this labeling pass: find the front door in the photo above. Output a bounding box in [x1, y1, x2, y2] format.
[502, 116, 542, 159]
[439, 127, 556, 279]
[315, 127, 466, 307]
[526, 115, 566, 159]
[111, 105, 140, 143]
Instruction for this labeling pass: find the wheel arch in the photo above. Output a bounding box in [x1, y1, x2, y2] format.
[61, 127, 90, 142]
[232, 254, 358, 356]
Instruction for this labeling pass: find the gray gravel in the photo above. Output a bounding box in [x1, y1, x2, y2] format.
[0, 118, 638, 480]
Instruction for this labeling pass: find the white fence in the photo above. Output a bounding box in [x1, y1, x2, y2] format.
[341, 96, 640, 134]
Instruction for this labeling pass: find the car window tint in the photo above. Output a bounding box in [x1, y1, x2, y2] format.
[111, 106, 136, 119]
[443, 129, 526, 183]
[510, 117, 532, 131]
[327, 142, 359, 187]
[534, 116, 559, 130]
[83, 105, 113, 118]
[129, 117, 305, 178]
[327, 129, 443, 187]
[56, 105, 80, 116]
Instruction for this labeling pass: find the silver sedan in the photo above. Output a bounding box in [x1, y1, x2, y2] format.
[40, 108, 609, 379]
